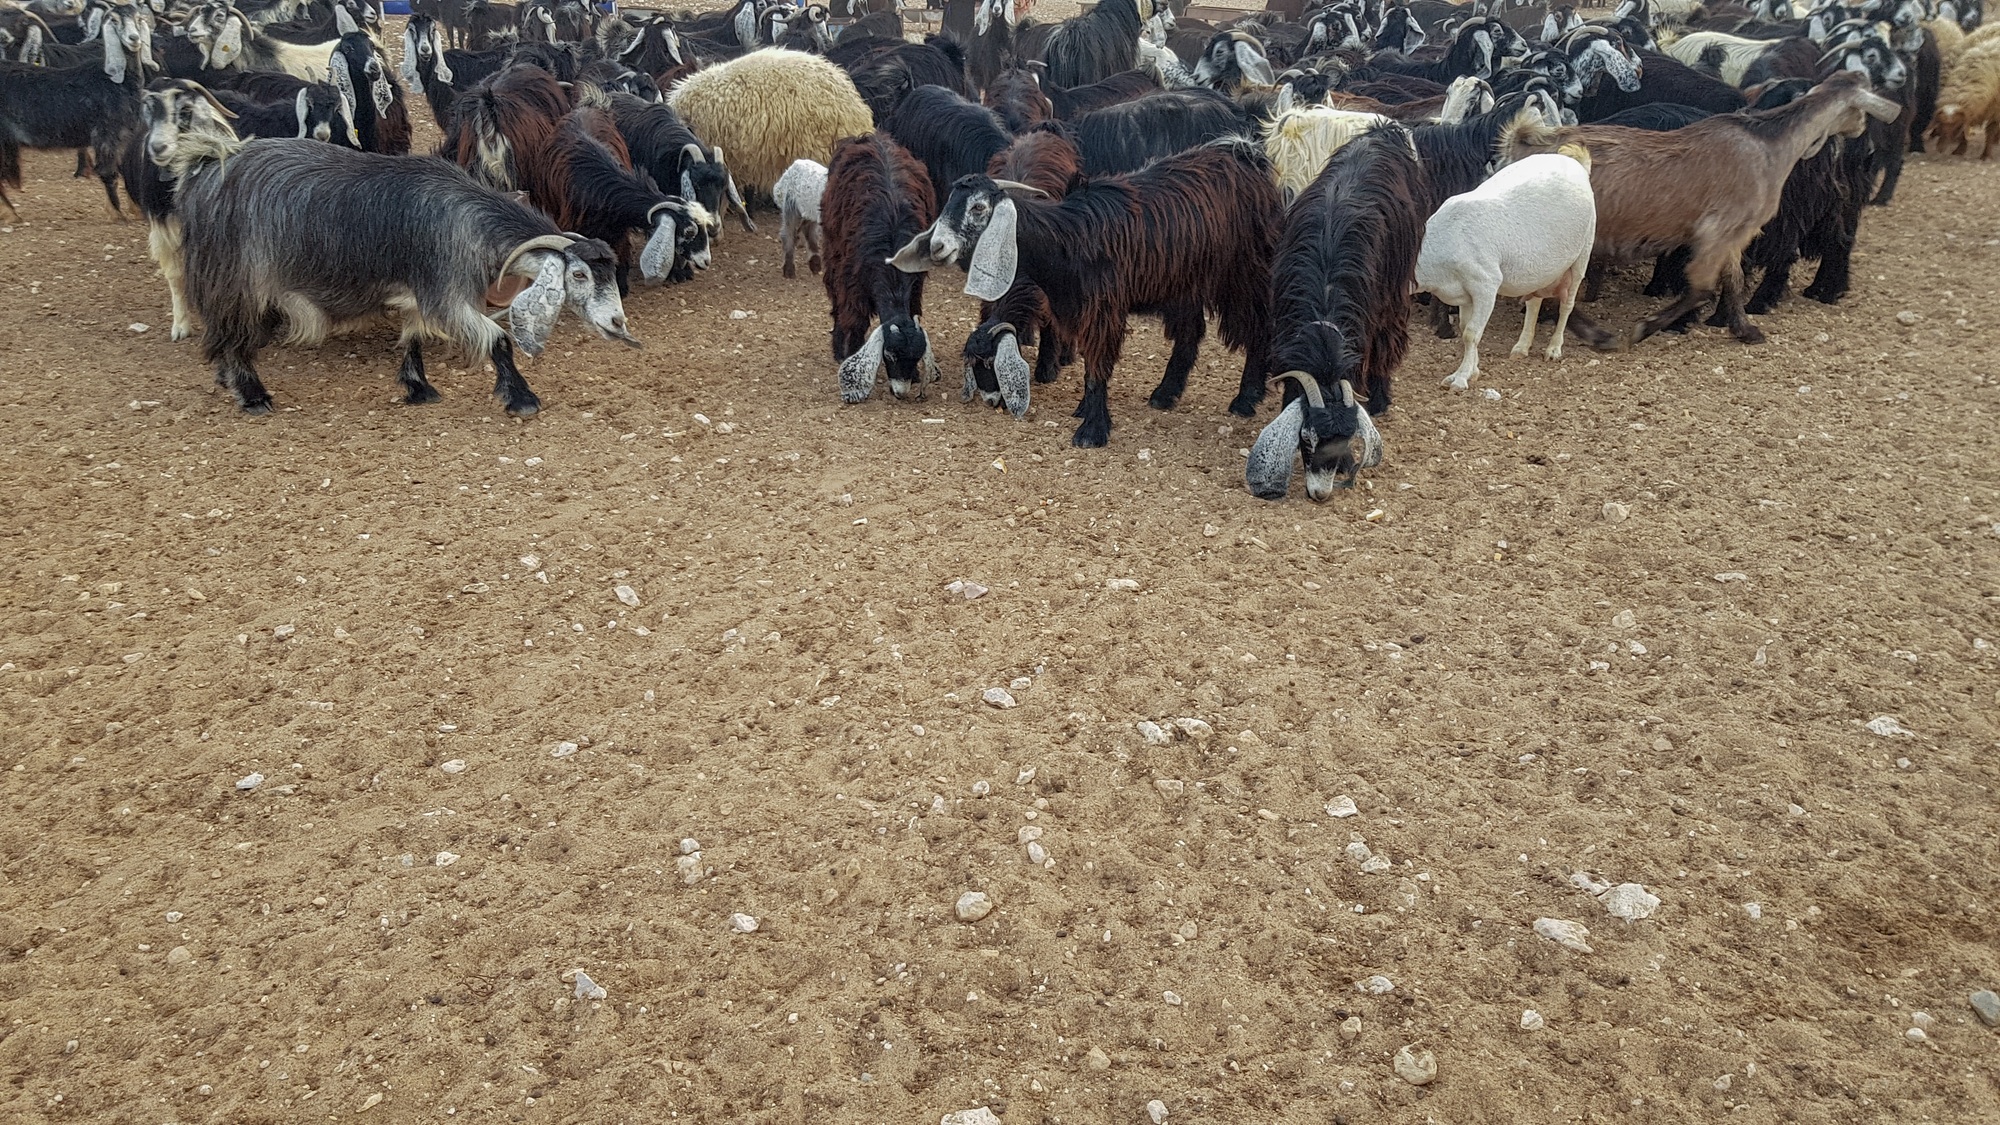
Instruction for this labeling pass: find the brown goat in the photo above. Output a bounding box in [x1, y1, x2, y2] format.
[822, 132, 941, 404]
[1504, 71, 1903, 346]
[961, 124, 1088, 411]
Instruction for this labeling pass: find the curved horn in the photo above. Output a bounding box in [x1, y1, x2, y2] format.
[681, 141, 707, 165]
[989, 178, 1049, 200]
[1275, 370, 1327, 410]
[499, 233, 575, 278]
[193, 81, 238, 119]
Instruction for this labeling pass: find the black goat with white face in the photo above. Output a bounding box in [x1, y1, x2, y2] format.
[165, 131, 637, 416]
[1551, 26, 1643, 104]
[212, 82, 358, 146]
[0, 6, 150, 217]
[608, 90, 752, 253]
[1191, 30, 1276, 93]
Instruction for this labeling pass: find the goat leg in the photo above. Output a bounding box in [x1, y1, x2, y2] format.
[213, 346, 274, 415]
[804, 221, 822, 275]
[1643, 247, 1690, 298]
[1561, 308, 1623, 351]
[397, 338, 442, 404]
[1633, 287, 1714, 346]
[1715, 262, 1763, 344]
[1034, 317, 1066, 384]
[1510, 297, 1542, 360]
[488, 336, 542, 417]
[780, 205, 798, 279]
[1073, 375, 1113, 447]
[1148, 305, 1206, 411]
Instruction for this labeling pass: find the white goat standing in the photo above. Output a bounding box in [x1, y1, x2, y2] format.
[1414, 144, 1595, 391]
[772, 157, 827, 279]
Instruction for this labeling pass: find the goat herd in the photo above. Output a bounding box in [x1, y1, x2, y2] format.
[0, 0, 1989, 501]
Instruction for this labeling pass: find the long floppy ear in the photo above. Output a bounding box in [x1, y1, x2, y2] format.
[1245, 397, 1304, 499]
[1473, 27, 1494, 75]
[838, 324, 886, 404]
[103, 31, 127, 84]
[214, 14, 244, 67]
[1342, 380, 1383, 469]
[399, 26, 420, 86]
[1235, 41, 1274, 87]
[338, 87, 359, 145]
[508, 251, 568, 357]
[335, 4, 358, 33]
[1406, 14, 1428, 52]
[964, 198, 1018, 302]
[889, 226, 939, 272]
[993, 328, 1031, 419]
[330, 55, 358, 122]
[85, 7, 105, 41]
[639, 203, 679, 280]
[733, 0, 757, 46]
[433, 26, 454, 83]
[370, 68, 393, 116]
[713, 146, 755, 231]
[294, 88, 311, 137]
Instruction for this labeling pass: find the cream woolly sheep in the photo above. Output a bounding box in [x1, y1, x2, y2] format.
[1262, 106, 1396, 204]
[1930, 39, 2000, 157]
[772, 158, 826, 279]
[667, 49, 874, 203]
[1414, 144, 1595, 391]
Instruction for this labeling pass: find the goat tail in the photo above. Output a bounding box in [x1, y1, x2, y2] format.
[1498, 109, 1562, 164]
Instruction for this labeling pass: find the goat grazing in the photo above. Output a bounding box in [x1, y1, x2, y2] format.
[1414, 145, 1596, 390]
[772, 155, 824, 278]
[608, 90, 754, 238]
[820, 132, 940, 404]
[668, 47, 874, 198]
[1244, 125, 1424, 500]
[892, 138, 1282, 446]
[164, 133, 637, 415]
[962, 122, 1086, 411]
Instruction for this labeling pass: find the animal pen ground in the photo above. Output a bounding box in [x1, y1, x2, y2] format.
[4, 58, 2000, 1125]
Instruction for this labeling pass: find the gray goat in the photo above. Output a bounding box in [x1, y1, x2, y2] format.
[163, 129, 639, 416]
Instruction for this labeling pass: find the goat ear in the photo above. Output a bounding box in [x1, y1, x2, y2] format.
[1355, 399, 1384, 470]
[340, 87, 360, 145]
[434, 45, 453, 84]
[993, 328, 1031, 419]
[639, 205, 679, 280]
[733, 1, 757, 45]
[85, 7, 104, 40]
[335, 4, 357, 33]
[713, 148, 755, 231]
[507, 252, 567, 358]
[838, 324, 886, 403]
[1245, 397, 1304, 500]
[330, 55, 358, 122]
[103, 31, 127, 84]
[889, 226, 939, 273]
[964, 198, 1018, 302]
[1405, 15, 1428, 52]
[295, 89, 311, 138]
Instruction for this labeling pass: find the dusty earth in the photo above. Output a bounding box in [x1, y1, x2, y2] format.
[3, 41, 2000, 1125]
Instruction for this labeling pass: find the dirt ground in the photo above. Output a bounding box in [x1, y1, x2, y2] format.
[3, 47, 2000, 1125]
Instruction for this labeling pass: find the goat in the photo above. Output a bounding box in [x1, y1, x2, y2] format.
[1044, 68, 1159, 119]
[1191, 29, 1278, 93]
[1665, 31, 1824, 87]
[181, 3, 343, 81]
[1503, 70, 1903, 346]
[985, 65, 1054, 133]
[1245, 125, 1425, 500]
[212, 81, 355, 145]
[962, 121, 1086, 410]
[886, 82, 1012, 203]
[164, 132, 636, 415]
[0, 8, 148, 217]
[1068, 86, 1250, 175]
[608, 90, 753, 239]
[595, 10, 686, 79]
[120, 78, 235, 341]
[772, 156, 824, 278]
[1262, 104, 1397, 202]
[1576, 49, 1746, 118]
[328, 30, 408, 154]
[1371, 16, 1523, 84]
[1042, 0, 1160, 90]
[830, 34, 972, 122]
[891, 138, 1282, 447]
[820, 132, 940, 404]
[669, 47, 875, 194]
[1589, 100, 1713, 128]
[1414, 144, 1595, 390]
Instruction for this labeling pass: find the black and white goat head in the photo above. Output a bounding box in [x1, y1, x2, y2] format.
[836, 314, 941, 404]
[960, 318, 1033, 418]
[141, 78, 237, 177]
[400, 14, 453, 89]
[87, 0, 154, 79]
[330, 32, 395, 127]
[1554, 25, 1642, 101]
[1246, 361, 1383, 500]
[1538, 3, 1581, 44]
[675, 142, 750, 241]
[1305, 2, 1369, 54]
[972, 0, 1019, 35]
[1818, 24, 1908, 92]
[520, 0, 560, 44]
[1375, 4, 1427, 54]
[1192, 30, 1276, 93]
[499, 235, 640, 359]
[1451, 16, 1523, 80]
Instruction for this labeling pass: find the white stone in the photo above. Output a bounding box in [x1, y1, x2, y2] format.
[1743, 902, 1762, 920]
[940, 1108, 1003, 1125]
[955, 891, 994, 922]
[1018, 825, 1044, 843]
[1009, 676, 1032, 691]
[1325, 795, 1359, 818]
[730, 913, 759, 933]
[1357, 974, 1394, 994]
[982, 687, 1017, 709]
[165, 911, 183, 923]
[1482, 387, 1502, 401]
[519, 554, 540, 569]
[166, 945, 192, 965]
[235, 772, 263, 791]
[1360, 855, 1393, 875]
[1521, 1009, 1545, 1031]
[1105, 578, 1140, 591]
[680, 838, 702, 855]
[1026, 841, 1047, 865]
[1534, 917, 1594, 953]
[572, 970, 607, 1001]
[439, 759, 467, 774]
[1714, 572, 1749, 583]
[674, 854, 703, 885]
[1612, 610, 1636, 629]
[1968, 990, 2000, 1027]
[1602, 501, 1629, 523]
[614, 585, 641, 608]
[435, 851, 459, 867]
[1345, 841, 1374, 863]
[1016, 766, 1037, 785]
[1601, 883, 1661, 921]
[1392, 1045, 1437, 1085]
[552, 741, 578, 758]
[1864, 715, 1915, 737]
[1146, 1099, 1170, 1124]
[1911, 1011, 1935, 1031]
[1137, 721, 1172, 745]
[1905, 1026, 1928, 1044]
[1154, 778, 1184, 794]
[1895, 310, 1921, 326]
[1162, 990, 1182, 1006]
[1172, 717, 1214, 741]
[273, 624, 296, 639]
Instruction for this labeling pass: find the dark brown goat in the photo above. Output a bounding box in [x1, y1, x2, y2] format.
[893, 139, 1282, 447]
[984, 66, 1053, 134]
[823, 132, 941, 405]
[962, 124, 1086, 411]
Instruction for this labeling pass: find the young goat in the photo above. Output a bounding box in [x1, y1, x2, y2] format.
[1414, 144, 1596, 391]
[892, 138, 1282, 447]
[772, 156, 825, 279]
[821, 132, 941, 404]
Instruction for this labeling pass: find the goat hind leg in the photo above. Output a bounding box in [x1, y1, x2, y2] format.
[1717, 260, 1763, 344]
[1148, 305, 1204, 411]
[397, 337, 441, 405]
[1443, 288, 1494, 390]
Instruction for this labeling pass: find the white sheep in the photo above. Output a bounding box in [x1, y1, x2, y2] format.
[1262, 105, 1396, 204]
[1413, 144, 1595, 391]
[668, 48, 874, 201]
[772, 158, 827, 279]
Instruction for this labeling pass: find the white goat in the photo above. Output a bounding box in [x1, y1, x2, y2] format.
[1262, 106, 1396, 204]
[1413, 144, 1595, 391]
[772, 157, 826, 279]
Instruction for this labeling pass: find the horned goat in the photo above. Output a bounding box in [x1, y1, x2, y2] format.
[821, 132, 941, 404]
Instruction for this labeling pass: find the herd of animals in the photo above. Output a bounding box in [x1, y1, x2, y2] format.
[0, 0, 1993, 500]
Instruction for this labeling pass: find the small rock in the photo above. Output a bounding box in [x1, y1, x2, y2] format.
[1137, 721, 1172, 746]
[982, 687, 1017, 709]
[1481, 387, 1501, 401]
[1611, 610, 1636, 629]
[1968, 990, 2000, 1027]
[1179, 922, 1198, 940]
[1018, 825, 1044, 843]
[1086, 1045, 1112, 1070]
[1521, 1009, 1545, 1031]
[1154, 778, 1184, 794]
[1713, 1074, 1733, 1092]
[1360, 854, 1393, 875]
[730, 913, 759, 933]
[1714, 571, 1749, 583]
[1569, 871, 1612, 896]
[552, 741, 578, 758]
[273, 624, 296, 639]
[1905, 1026, 1928, 1044]
[1162, 990, 1182, 1006]
[235, 772, 263, 791]
[1026, 841, 1047, 865]
[1325, 795, 1359, 818]
[1864, 715, 1914, 737]
[1146, 1099, 1169, 1124]
[680, 838, 701, 855]
[572, 970, 607, 1001]
[955, 891, 994, 922]
[519, 554, 541, 569]
[1356, 974, 1395, 995]
[434, 851, 459, 867]
[436, 723, 458, 733]
[1202, 523, 1218, 538]
[1392, 1044, 1437, 1086]
[1016, 766, 1037, 785]
[1602, 501, 1629, 523]
[1743, 902, 1763, 920]
[674, 854, 703, 885]
[1911, 1011, 1935, 1031]
[1104, 578, 1140, 591]
[359, 1092, 383, 1112]
[971, 779, 992, 797]
[1895, 310, 1921, 326]
[1339, 1016, 1362, 1041]
[1345, 841, 1374, 863]
[1172, 717, 1214, 741]
[439, 759, 467, 774]
[129, 323, 150, 334]
[941, 1110, 1003, 1125]
[1009, 676, 1032, 691]
[1601, 883, 1661, 921]
[166, 946, 193, 966]
[614, 585, 641, 608]
[165, 911, 183, 923]
[1534, 917, 1593, 953]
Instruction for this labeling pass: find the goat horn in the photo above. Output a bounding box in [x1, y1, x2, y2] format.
[192, 81, 238, 119]
[680, 141, 706, 165]
[499, 233, 575, 278]
[1274, 370, 1326, 409]
[989, 178, 1049, 200]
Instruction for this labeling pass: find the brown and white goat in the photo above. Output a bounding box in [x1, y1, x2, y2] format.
[1503, 71, 1903, 346]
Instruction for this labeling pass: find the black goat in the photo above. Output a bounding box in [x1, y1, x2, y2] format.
[984, 65, 1053, 133]
[1246, 125, 1422, 500]
[891, 138, 1282, 447]
[1370, 16, 1521, 85]
[1577, 50, 1746, 120]
[887, 83, 1012, 203]
[963, 122, 1085, 412]
[0, 17, 147, 217]
[822, 131, 941, 404]
[1190, 29, 1278, 93]
[212, 82, 356, 147]
[831, 33, 972, 123]
[607, 90, 752, 242]
[1408, 94, 1547, 212]
[1046, 68, 1159, 119]
[1591, 101, 1713, 130]
[1069, 87, 1249, 176]
[1041, 0, 1159, 90]
[329, 31, 409, 154]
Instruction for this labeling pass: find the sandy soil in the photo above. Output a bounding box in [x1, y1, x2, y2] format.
[2, 53, 1999, 1125]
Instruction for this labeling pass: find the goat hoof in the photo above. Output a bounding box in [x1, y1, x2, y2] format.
[1147, 391, 1181, 411]
[404, 385, 442, 405]
[505, 397, 542, 418]
[1071, 426, 1109, 449]
[1734, 326, 1766, 345]
[239, 400, 272, 416]
[1225, 395, 1260, 418]
[782, 263, 796, 280]
[1442, 374, 1471, 391]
